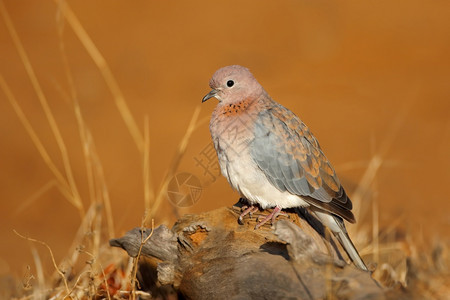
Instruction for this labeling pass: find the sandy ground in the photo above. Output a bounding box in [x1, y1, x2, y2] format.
[0, 0, 449, 278]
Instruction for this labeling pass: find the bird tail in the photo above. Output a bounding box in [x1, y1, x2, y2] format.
[314, 211, 368, 271]
[333, 225, 368, 271]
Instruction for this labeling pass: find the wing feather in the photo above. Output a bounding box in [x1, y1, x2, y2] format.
[250, 103, 355, 222]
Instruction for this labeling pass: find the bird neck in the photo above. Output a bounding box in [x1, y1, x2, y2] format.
[215, 98, 258, 117]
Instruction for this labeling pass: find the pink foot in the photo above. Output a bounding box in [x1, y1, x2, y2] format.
[254, 206, 288, 229]
[238, 205, 260, 225]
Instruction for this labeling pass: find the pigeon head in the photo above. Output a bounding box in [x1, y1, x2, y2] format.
[202, 65, 265, 104]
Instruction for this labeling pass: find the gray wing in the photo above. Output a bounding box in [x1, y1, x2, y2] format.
[250, 103, 355, 223]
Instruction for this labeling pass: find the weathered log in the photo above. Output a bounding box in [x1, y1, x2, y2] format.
[110, 205, 383, 299]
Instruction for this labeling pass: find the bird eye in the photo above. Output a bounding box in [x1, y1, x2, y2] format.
[226, 80, 234, 87]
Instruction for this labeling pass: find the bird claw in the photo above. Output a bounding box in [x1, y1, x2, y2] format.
[238, 205, 289, 228]
[238, 205, 259, 225]
[254, 206, 288, 229]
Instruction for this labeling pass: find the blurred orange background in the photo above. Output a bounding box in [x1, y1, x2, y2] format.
[0, 0, 449, 278]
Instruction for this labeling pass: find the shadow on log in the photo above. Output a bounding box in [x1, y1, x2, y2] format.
[110, 206, 384, 299]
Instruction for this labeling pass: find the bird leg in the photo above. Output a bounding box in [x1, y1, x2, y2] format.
[254, 206, 288, 229]
[238, 205, 260, 225]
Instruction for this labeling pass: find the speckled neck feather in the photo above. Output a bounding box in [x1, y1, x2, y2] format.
[217, 99, 254, 116]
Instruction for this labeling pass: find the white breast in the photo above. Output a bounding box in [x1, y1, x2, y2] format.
[214, 137, 309, 209]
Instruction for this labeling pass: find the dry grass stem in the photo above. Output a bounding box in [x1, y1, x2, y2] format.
[372, 192, 380, 263]
[91, 147, 116, 239]
[30, 247, 45, 299]
[0, 1, 84, 217]
[92, 201, 103, 267]
[74, 104, 97, 206]
[119, 290, 152, 298]
[129, 219, 155, 300]
[66, 270, 91, 298]
[50, 203, 96, 283]
[143, 116, 154, 214]
[52, 82, 116, 240]
[13, 180, 58, 216]
[370, 135, 380, 265]
[53, 199, 117, 290]
[0, 76, 73, 202]
[361, 242, 407, 256]
[62, 71, 116, 239]
[54, 0, 144, 153]
[147, 105, 202, 223]
[77, 249, 112, 300]
[55, 8, 116, 239]
[351, 154, 383, 224]
[352, 101, 411, 222]
[193, 115, 211, 131]
[56, 34, 97, 207]
[376, 214, 406, 244]
[14, 230, 70, 295]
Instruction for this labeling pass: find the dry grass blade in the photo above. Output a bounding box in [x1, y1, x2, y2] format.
[351, 154, 383, 225]
[377, 213, 406, 243]
[361, 242, 407, 256]
[193, 115, 211, 131]
[0, 76, 76, 205]
[92, 197, 103, 267]
[55, 18, 116, 239]
[336, 160, 372, 172]
[73, 104, 97, 206]
[147, 105, 202, 223]
[0, 0, 84, 216]
[54, 14, 97, 207]
[13, 180, 57, 216]
[351, 100, 412, 223]
[54, 0, 144, 153]
[50, 202, 97, 283]
[372, 180, 380, 265]
[143, 116, 155, 213]
[30, 247, 45, 299]
[90, 146, 116, 239]
[119, 290, 152, 298]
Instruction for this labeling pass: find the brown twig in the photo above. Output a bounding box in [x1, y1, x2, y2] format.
[13, 230, 70, 295]
[130, 219, 155, 300]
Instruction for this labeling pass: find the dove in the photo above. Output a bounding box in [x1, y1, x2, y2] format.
[202, 65, 368, 271]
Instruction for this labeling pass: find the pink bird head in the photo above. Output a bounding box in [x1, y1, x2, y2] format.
[202, 65, 266, 105]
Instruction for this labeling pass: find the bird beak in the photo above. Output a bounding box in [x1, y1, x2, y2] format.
[202, 89, 218, 103]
